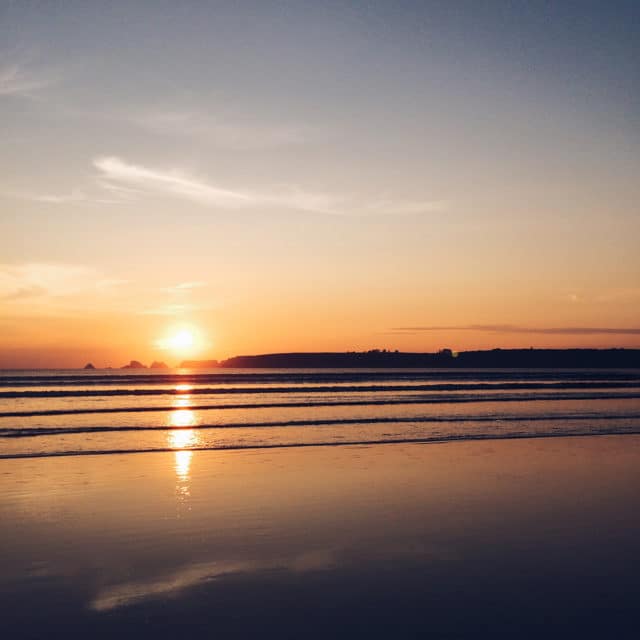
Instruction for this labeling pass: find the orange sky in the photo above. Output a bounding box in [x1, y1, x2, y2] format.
[1, 3, 639, 367]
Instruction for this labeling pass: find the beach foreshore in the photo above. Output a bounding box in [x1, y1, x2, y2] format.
[1, 436, 639, 638]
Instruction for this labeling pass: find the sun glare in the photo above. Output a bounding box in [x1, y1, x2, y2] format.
[168, 330, 194, 350]
[157, 326, 205, 357]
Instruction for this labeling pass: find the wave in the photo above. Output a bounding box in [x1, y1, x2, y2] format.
[3, 370, 640, 387]
[3, 413, 640, 438]
[2, 391, 639, 418]
[2, 429, 639, 460]
[2, 381, 640, 399]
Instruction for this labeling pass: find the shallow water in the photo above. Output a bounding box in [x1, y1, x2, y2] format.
[2, 368, 640, 637]
[1, 437, 639, 638]
[1, 368, 639, 458]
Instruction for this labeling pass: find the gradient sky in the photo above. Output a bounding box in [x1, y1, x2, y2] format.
[1, 1, 639, 367]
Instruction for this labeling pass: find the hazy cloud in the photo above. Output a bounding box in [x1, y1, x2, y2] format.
[164, 281, 207, 293]
[0, 63, 54, 98]
[2, 187, 123, 206]
[594, 288, 640, 303]
[97, 278, 130, 289]
[0, 263, 127, 303]
[130, 110, 310, 150]
[357, 199, 448, 215]
[139, 304, 194, 316]
[30, 190, 88, 204]
[2, 285, 47, 301]
[392, 325, 640, 335]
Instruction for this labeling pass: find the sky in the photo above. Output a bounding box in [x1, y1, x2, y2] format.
[1, 0, 639, 367]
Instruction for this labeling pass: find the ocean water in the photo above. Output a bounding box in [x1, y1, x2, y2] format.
[3, 368, 640, 638]
[2, 367, 640, 458]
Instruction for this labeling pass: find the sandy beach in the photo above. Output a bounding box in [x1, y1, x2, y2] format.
[2, 435, 639, 638]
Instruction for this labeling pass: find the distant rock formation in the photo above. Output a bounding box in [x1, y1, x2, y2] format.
[83, 363, 96, 370]
[121, 360, 147, 369]
[150, 361, 169, 369]
[179, 359, 219, 369]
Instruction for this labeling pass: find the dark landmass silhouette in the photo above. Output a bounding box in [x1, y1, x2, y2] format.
[178, 348, 640, 369]
[121, 360, 147, 369]
[150, 361, 169, 369]
[83, 363, 95, 370]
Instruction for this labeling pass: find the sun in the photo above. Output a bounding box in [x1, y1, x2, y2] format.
[157, 326, 204, 357]
[168, 330, 194, 351]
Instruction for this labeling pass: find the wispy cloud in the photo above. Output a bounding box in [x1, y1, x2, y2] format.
[93, 156, 443, 215]
[0, 264, 91, 300]
[29, 190, 88, 204]
[2, 187, 122, 206]
[4, 153, 444, 216]
[164, 281, 207, 293]
[93, 155, 338, 212]
[391, 325, 640, 336]
[0, 63, 54, 98]
[2, 285, 47, 301]
[94, 156, 255, 208]
[0, 263, 127, 303]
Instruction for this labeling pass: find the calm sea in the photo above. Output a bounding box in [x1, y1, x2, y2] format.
[2, 368, 640, 459]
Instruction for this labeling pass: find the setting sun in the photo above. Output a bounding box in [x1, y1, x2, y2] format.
[156, 327, 205, 358]
[168, 330, 194, 350]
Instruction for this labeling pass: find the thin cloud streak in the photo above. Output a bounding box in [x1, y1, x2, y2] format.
[164, 281, 207, 293]
[93, 156, 254, 208]
[5, 154, 445, 216]
[2, 188, 123, 206]
[94, 156, 338, 213]
[93, 156, 444, 216]
[392, 325, 640, 336]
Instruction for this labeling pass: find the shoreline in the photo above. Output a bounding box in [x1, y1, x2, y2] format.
[2, 428, 640, 460]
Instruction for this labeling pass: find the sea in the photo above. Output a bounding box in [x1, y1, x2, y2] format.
[2, 367, 640, 459]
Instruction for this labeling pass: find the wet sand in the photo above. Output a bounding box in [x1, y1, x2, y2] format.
[1, 436, 639, 638]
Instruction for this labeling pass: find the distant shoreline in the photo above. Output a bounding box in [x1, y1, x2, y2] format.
[182, 348, 640, 369]
[3, 348, 640, 371]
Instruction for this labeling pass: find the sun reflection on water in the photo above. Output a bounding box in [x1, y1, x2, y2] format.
[168, 427, 198, 481]
[169, 426, 197, 449]
[174, 449, 193, 480]
[168, 425, 198, 476]
[169, 409, 197, 429]
[167, 406, 199, 501]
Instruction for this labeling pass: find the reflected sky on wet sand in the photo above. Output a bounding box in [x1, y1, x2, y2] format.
[1, 437, 640, 638]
